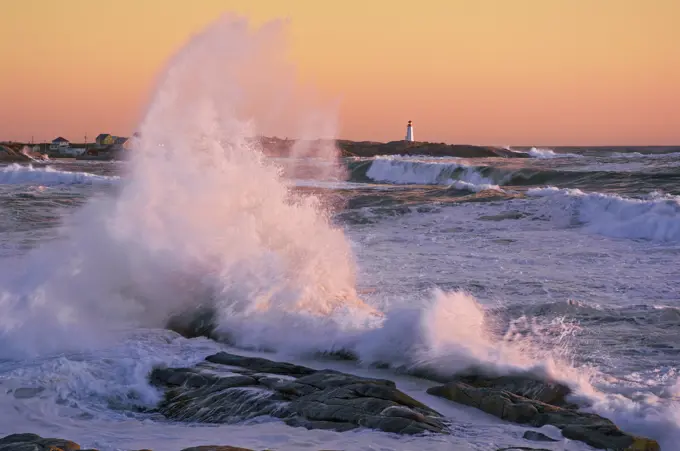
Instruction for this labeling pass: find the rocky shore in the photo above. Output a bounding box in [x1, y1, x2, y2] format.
[1, 350, 661, 450]
[160, 311, 660, 450]
[255, 137, 524, 159]
[336, 139, 523, 158]
[0, 144, 47, 162]
[2, 137, 523, 162]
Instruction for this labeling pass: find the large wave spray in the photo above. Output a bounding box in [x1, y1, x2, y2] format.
[0, 16, 371, 357]
[0, 13, 586, 400]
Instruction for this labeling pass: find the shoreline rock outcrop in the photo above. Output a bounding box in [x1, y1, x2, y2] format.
[161, 309, 661, 450]
[0, 433, 255, 451]
[337, 140, 524, 159]
[0, 144, 47, 163]
[426, 378, 660, 450]
[3, 353, 660, 450]
[0, 433, 81, 451]
[251, 136, 526, 159]
[149, 351, 447, 435]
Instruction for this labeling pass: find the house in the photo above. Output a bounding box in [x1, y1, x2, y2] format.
[49, 137, 70, 151]
[95, 134, 114, 147]
[113, 136, 128, 150]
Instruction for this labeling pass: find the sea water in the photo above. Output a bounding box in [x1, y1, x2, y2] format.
[1, 14, 679, 451]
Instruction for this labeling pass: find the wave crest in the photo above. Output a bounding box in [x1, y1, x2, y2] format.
[528, 187, 680, 241]
[363, 157, 503, 192]
[0, 164, 119, 186]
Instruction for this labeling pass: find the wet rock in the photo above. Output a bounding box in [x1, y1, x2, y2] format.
[180, 447, 254, 451]
[315, 348, 359, 361]
[522, 430, 559, 442]
[0, 433, 81, 451]
[11, 387, 45, 399]
[150, 352, 447, 435]
[478, 211, 526, 221]
[205, 352, 317, 377]
[453, 374, 572, 406]
[427, 381, 660, 450]
[166, 306, 219, 340]
[496, 447, 551, 451]
[404, 368, 572, 406]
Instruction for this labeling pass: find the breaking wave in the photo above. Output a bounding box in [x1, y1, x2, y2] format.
[348, 157, 680, 198]
[0, 164, 119, 186]
[525, 147, 582, 159]
[528, 186, 680, 242]
[0, 16, 581, 394]
[0, 15, 366, 359]
[361, 157, 502, 192]
[609, 151, 680, 159]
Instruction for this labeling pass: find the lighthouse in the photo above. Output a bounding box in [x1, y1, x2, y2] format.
[405, 120, 414, 142]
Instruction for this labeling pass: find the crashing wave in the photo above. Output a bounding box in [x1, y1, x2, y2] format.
[528, 186, 680, 242]
[609, 151, 680, 159]
[364, 157, 503, 192]
[0, 164, 119, 186]
[525, 148, 582, 159]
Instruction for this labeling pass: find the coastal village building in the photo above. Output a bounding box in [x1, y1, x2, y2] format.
[46, 137, 86, 156]
[113, 136, 128, 149]
[95, 134, 129, 149]
[95, 134, 115, 147]
[49, 137, 70, 152]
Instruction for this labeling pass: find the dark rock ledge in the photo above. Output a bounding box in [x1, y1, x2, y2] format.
[0, 433, 253, 451]
[149, 351, 447, 435]
[426, 377, 661, 451]
[163, 314, 659, 450]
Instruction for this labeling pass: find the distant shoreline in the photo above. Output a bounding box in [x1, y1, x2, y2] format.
[3, 137, 679, 163]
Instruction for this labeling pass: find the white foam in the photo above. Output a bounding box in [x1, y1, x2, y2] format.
[292, 179, 387, 190]
[526, 147, 582, 159]
[527, 187, 680, 242]
[609, 151, 680, 159]
[365, 157, 503, 192]
[0, 164, 119, 186]
[0, 15, 370, 359]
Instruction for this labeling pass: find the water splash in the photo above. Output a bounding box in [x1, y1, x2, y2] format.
[0, 15, 371, 358]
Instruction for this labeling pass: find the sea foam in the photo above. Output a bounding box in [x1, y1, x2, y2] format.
[0, 164, 119, 186]
[0, 15, 367, 358]
[525, 147, 582, 159]
[528, 186, 680, 242]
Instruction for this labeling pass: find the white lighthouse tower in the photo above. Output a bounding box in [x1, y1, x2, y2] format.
[405, 120, 414, 142]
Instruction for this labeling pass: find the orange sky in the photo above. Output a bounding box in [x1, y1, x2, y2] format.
[1, 0, 679, 145]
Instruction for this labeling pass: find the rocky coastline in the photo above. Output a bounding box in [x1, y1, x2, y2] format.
[1, 330, 662, 451]
[2, 137, 525, 162]
[1, 347, 661, 450]
[0, 144, 48, 163]
[336, 139, 524, 158]
[257, 137, 524, 159]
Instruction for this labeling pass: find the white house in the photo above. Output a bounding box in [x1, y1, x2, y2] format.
[49, 137, 70, 152]
[113, 136, 129, 150]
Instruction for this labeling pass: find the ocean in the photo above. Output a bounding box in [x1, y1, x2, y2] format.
[0, 146, 679, 450]
[1, 15, 679, 451]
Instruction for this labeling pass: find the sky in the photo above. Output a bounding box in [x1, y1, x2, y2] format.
[1, 0, 679, 145]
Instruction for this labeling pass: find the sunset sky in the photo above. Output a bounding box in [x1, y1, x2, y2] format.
[2, 0, 679, 145]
